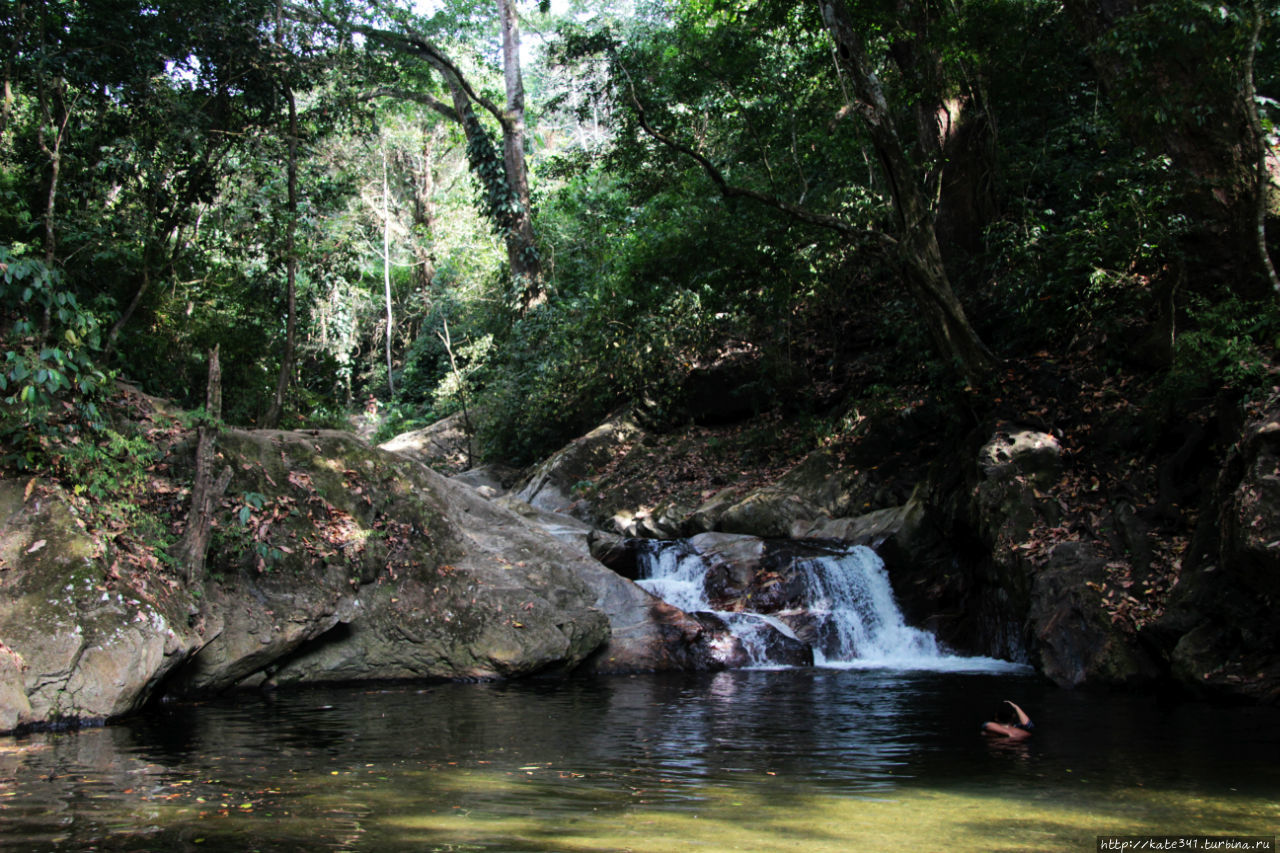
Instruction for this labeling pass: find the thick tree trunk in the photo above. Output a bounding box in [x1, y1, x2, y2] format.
[1243, 0, 1280, 295]
[1062, 0, 1272, 297]
[0, 1, 20, 142]
[381, 147, 396, 398]
[407, 127, 440, 294]
[818, 0, 994, 384]
[497, 0, 544, 310]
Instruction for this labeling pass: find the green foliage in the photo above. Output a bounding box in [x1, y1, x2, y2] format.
[0, 0, 1273, 486]
[54, 427, 165, 537]
[0, 249, 169, 540]
[0, 247, 111, 471]
[983, 136, 1188, 348]
[214, 491, 286, 573]
[464, 120, 527, 242]
[1161, 296, 1280, 404]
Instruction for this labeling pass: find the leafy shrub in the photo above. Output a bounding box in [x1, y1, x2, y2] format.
[0, 246, 111, 471]
[1159, 295, 1280, 405]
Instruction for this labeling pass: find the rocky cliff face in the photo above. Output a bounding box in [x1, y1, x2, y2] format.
[0, 426, 724, 733]
[1155, 405, 1280, 703]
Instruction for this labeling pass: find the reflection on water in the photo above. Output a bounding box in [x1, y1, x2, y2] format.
[1, 669, 1278, 852]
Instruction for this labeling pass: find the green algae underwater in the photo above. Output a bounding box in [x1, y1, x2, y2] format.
[2, 668, 1277, 852]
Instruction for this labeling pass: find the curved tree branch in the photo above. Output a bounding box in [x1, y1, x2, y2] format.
[365, 87, 460, 123]
[619, 65, 897, 251]
[284, 2, 509, 130]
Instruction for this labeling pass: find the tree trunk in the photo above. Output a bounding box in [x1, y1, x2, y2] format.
[177, 346, 233, 586]
[1243, 0, 1279, 295]
[407, 126, 441, 295]
[1062, 0, 1270, 297]
[265, 85, 299, 428]
[0, 1, 21, 143]
[35, 74, 71, 338]
[497, 0, 544, 311]
[818, 0, 994, 384]
[382, 147, 396, 398]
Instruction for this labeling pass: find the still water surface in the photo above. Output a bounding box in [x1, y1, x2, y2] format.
[2, 668, 1278, 852]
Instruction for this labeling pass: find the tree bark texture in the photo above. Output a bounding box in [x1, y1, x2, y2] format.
[1063, 0, 1275, 297]
[381, 147, 396, 397]
[497, 0, 544, 310]
[178, 346, 233, 586]
[818, 0, 994, 384]
[265, 85, 300, 427]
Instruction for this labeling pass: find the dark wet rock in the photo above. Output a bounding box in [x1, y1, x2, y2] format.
[1156, 403, 1280, 704]
[588, 530, 641, 580]
[1028, 541, 1160, 688]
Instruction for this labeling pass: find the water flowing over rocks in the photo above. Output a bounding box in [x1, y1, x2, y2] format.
[517, 404, 1280, 698]
[7, 385, 1280, 732]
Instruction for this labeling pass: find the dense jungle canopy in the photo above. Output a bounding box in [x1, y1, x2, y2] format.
[1, 0, 1278, 477]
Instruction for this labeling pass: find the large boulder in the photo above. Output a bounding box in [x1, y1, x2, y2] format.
[0, 425, 730, 733]
[960, 424, 1159, 685]
[513, 412, 644, 517]
[378, 409, 479, 475]
[1028, 541, 1160, 687]
[0, 479, 197, 728]
[686, 447, 894, 538]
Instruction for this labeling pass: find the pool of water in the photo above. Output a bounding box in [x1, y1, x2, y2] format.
[2, 668, 1277, 851]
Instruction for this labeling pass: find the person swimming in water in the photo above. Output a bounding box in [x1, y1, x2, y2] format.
[982, 700, 1034, 739]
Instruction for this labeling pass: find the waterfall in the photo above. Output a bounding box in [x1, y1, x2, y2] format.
[794, 546, 941, 666]
[636, 539, 1019, 672]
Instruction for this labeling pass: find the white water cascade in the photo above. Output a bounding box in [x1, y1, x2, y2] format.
[636, 539, 1020, 672]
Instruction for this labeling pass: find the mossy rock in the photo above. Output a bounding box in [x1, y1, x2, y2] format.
[0, 478, 198, 729]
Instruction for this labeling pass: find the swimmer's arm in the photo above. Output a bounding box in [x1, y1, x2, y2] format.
[1005, 700, 1031, 727]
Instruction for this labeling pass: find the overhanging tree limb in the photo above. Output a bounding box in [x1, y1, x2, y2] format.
[619, 65, 896, 251]
[365, 87, 460, 123]
[618, 16, 994, 385]
[288, 0, 544, 311]
[285, 3, 508, 129]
